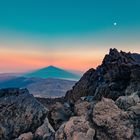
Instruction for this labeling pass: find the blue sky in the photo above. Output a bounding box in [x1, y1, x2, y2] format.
[0, 0, 140, 72]
[0, 0, 140, 35]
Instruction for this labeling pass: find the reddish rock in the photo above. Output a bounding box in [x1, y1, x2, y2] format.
[93, 98, 134, 140]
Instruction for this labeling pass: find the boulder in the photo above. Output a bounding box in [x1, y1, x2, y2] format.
[0, 88, 52, 140]
[116, 92, 140, 110]
[34, 117, 55, 140]
[55, 116, 95, 140]
[93, 98, 134, 140]
[48, 102, 73, 130]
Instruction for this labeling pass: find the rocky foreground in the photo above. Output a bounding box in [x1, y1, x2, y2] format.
[0, 48, 140, 140]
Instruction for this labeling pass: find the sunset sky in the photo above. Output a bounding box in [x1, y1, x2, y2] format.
[0, 0, 140, 73]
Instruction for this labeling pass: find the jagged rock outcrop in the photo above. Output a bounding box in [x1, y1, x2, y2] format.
[0, 88, 54, 140]
[65, 48, 140, 102]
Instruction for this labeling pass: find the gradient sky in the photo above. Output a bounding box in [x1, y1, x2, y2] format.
[0, 0, 140, 73]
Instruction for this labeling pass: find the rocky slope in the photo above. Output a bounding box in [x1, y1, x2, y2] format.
[0, 48, 140, 140]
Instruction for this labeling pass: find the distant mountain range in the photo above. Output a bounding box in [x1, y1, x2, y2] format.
[0, 76, 76, 98]
[24, 65, 81, 81]
[0, 66, 81, 97]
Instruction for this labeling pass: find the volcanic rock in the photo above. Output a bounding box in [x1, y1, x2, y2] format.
[93, 98, 134, 140]
[65, 68, 96, 103]
[55, 116, 95, 140]
[0, 88, 54, 140]
[34, 117, 55, 140]
[116, 92, 140, 110]
[74, 100, 93, 116]
[48, 102, 74, 130]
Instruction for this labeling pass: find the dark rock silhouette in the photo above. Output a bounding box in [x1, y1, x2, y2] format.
[65, 48, 140, 102]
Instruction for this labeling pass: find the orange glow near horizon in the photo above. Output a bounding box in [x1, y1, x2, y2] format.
[0, 43, 140, 73]
[0, 45, 104, 73]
